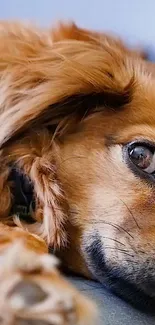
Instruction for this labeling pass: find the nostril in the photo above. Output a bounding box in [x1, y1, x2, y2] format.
[7, 280, 48, 307]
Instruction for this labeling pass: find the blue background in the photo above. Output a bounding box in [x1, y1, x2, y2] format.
[0, 0, 155, 49]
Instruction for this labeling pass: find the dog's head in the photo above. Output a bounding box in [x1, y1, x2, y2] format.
[1, 21, 155, 310]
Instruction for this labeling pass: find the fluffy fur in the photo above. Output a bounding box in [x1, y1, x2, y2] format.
[0, 21, 155, 323]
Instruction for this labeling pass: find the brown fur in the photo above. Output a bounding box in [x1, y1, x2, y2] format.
[0, 21, 154, 323]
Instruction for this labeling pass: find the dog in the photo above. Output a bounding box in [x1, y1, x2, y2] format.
[0, 20, 154, 324]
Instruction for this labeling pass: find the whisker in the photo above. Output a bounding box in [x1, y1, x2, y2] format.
[104, 246, 134, 258]
[125, 259, 138, 264]
[118, 197, 141, 230]
[101, 236, 125, 247]
[58, 155, 87, 169]
[89, 220, 134, 239]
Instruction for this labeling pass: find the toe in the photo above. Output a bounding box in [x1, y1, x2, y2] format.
[7, 280, 48, 307]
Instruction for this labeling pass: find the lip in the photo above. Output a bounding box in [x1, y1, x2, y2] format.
[84, 234, 155, 314]
[141, 280, 155, 298]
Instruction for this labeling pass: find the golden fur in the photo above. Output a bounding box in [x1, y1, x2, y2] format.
[0, 21, 154, 323]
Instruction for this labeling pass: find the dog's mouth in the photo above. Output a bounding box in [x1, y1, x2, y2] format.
[8, 168, 155, 313]
[84, 233, 155, 314]
[9, 168, 35, 224]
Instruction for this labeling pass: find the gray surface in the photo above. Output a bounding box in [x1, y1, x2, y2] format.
[70, 277, 155, 325]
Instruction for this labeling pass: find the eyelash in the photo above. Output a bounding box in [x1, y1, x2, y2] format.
[127, 140, 155, 152]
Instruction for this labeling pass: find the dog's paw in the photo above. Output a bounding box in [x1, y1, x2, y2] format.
[0, 242, 96, 325]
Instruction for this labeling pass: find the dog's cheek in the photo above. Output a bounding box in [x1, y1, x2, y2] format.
[79, 182, 155, 279]
[128, 190, 155, 250]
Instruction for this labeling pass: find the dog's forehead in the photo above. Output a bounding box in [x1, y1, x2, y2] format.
[118, 84, 155, 133]
[0, 21, 155, 149]
[77, 82, 155, 145]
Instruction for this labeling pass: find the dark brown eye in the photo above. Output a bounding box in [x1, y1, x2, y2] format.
[129, 145, 155, 173]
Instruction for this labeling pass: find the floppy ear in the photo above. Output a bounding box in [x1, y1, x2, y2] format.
[0, 22, 140, 249]
[0, 22, 136, 148]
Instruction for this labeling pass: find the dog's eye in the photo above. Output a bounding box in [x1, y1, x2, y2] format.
[128, 144, 155, 173]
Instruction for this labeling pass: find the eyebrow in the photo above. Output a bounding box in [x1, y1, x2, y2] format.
[1, 87, 132, 149]
[39, 88, 132, 124]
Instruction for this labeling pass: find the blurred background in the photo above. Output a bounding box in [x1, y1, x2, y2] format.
[0, 0, 155, 55]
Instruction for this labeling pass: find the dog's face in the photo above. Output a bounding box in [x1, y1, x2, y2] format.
[51, 25, 155, 309]
[58, 95, 155, 309]
[1, 22, 155, 310]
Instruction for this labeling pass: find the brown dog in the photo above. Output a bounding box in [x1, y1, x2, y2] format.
[0, 21, 154, 324]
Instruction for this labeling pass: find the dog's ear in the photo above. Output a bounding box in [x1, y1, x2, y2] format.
[0, 22, 138, 148]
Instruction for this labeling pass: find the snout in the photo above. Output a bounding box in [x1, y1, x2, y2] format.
[83, 231, 155, 313]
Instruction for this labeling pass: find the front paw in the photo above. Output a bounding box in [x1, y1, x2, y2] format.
[0, 242, 96, 325]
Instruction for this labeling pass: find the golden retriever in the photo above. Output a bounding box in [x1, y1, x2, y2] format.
[0, 21, 154, 324]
